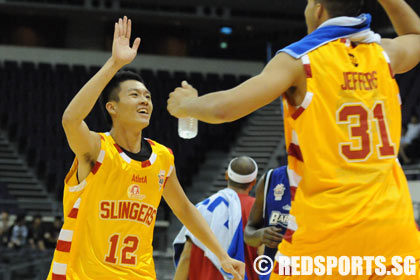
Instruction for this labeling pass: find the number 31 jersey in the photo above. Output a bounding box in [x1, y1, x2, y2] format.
[279, 39, 420, 262]
[47, 132, 174, 279]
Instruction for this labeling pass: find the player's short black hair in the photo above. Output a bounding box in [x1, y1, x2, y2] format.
[316, 0, 364, 18]
[99, 70, 145, 127]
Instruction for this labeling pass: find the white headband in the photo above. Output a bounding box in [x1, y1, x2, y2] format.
[227, 157, 258, 183]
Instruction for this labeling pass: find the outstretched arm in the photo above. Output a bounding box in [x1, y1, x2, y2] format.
[379, 0, 420, 74]
[62, 16, 141, 166]
[244, 173, 283, 248]
[163, 169, 245, 280]
[167, 52, 301, 124]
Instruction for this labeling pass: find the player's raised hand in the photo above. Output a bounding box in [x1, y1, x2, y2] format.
[220, 256, 245, 280]
[167, 80, 198, 118]
[112, 16, 141, 67]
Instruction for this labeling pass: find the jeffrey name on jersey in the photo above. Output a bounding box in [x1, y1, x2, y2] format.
[341, 71, 378, 91]
[99, 200, 157, 227]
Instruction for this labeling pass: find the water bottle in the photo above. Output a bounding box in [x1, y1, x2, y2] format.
[178, 117, 198, 139]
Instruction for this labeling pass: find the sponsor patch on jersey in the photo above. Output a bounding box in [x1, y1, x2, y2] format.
[158, 170, 166, 190]
[132, 174, 147, 183]
[127, 184, 146, 200]
[274, 184, 285, 201]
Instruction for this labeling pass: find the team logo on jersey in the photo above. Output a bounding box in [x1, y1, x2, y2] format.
[269, 211, 289, 226]
[283, 204, 291, 211]
[158, 170, 166, 190]
[127, 184, 146, 200]
[274, 184, 285, 201]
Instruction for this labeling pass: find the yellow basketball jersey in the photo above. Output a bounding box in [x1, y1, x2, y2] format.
[47, 133, 174, 279]
[278, 39, 420, 261]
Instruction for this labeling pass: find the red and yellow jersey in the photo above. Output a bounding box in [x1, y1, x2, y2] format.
[279, 39, 420, 261]
[47, 132, 174, 280]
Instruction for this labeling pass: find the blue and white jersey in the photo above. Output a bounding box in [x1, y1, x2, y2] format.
[262, 166, 291, 262]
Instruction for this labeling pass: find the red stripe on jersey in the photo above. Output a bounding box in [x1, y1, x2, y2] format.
[56, 240, 72, 253]
[288, 143, 303, 162]
[141, 160, 151, 168]
[146, 139, 155, 146]
[100, 135, 104, 140]
[114, 144, 123, 153]
[162, 177, 169, 189]
[340, 38, 347, 43]
[167, 148, 173, 155]
[291, 106, 305, 120]
[52, 273, 66, 280]
[91, 161, 102, 174]
[284, 228, 295, 243]
[290, 186, 297, 201]
[68, 208, 78, 219]
[388, 63, 394, 78]
[304, 64, 312, 78]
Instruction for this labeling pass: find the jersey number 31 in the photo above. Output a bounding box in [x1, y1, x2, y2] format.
[337, 101, 396, 162]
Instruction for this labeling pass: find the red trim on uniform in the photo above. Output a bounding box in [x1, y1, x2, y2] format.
[162, 177, 169, 189]
[141, 160, 151, 168]
[340, 38, 346, 43]
[167, 148, 173, 155]
[114, 144, 123, 153]
[52, 273, 66, 280]
[100, 135, 104, 140]
[288, 143, 303, 162]
[56, 240, 72, 252]
[68, 208, 78, 219]
[291, 107, 305, 120]
[284, 228, 295, 243]
[388, 63, 394, 78]
[290, 186, 297, 201]
[273, 261, 279, 275]
[91, 161, 102, 174]
[416, 222, 419, 231]
[303, 64, 312, 78]
[146, 139, 155, 146]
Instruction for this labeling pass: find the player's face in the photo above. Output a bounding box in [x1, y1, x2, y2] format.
[114, 80, 153, 129]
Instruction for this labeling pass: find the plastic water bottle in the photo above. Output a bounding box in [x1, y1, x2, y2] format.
[178, 117, 198, 139]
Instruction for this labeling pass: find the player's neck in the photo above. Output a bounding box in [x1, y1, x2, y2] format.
[109, 126, 143, 153]
[227, 185, 249, 195]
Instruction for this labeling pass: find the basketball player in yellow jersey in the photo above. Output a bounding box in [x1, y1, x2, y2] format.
[168, 0, 420, 279]
[47, 17, 244, 280]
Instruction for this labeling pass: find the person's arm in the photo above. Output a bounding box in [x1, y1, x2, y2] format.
[244, 173, 283, 248]
[62, 16, 141, 163]
[163, 170, 245, 280]
[167, 52, 301, 124]
[173, 238, 193, 280]
[379, 0, 420, 74]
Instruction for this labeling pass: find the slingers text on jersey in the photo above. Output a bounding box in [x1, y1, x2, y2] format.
[99, 200, 157, 226]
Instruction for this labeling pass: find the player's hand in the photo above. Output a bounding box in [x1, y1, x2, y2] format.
[112, 16, 141, 68]
[167, 80, 198, 118]
[220, 255, 245, 280]
[260, 226, 283, 248]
